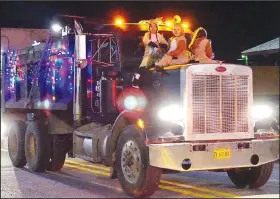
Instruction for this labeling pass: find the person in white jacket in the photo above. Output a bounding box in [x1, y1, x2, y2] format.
[139, 19, 169, 68]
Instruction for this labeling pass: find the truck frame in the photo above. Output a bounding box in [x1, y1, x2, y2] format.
[1, 15, 279, 197]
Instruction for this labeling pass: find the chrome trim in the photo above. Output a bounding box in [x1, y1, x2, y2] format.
[148, 139, 279, 171]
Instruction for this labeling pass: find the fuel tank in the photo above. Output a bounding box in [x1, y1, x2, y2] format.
[73, 122, 113, 166]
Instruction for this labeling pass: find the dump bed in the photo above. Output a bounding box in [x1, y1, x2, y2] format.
[1, 34, 74, 111]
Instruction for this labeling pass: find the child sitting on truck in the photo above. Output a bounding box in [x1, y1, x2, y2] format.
[155, 23, 191, 67]
[188, 27, 217, 63]
[139, 18, 169, 68]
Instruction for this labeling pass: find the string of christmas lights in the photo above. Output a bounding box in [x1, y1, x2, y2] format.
[4, 35, 74, 105]
[45, 36, 74, 102]
[4, 50, 18, 100]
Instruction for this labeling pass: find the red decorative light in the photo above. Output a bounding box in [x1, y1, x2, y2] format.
[112, 80, 117, 107]
[87, 90, 92, 98]
[87, 79, 94, 83]
[215, 66, 227, 72]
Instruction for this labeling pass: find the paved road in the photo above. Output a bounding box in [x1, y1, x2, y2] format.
[1, 149, 279, 198]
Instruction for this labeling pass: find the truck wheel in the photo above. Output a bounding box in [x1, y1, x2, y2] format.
[47, 135, 67, 171]
[116, 125, 162, 197]
[227, 162, 274, 188]
[8, 120, 27, 168]
[25, 121, 50, 172]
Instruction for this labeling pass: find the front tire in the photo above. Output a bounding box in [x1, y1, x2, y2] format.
[8, 120, 27, 168]
[25, 121, 50, 172]
[227, 162, 274, 188]
[116, 125, 162, 198]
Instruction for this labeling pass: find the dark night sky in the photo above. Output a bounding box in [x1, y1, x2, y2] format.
[0, 1, 279, 61]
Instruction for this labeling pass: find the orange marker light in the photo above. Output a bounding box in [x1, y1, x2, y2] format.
[182, 22, 189, 29]
[114, 17, 124, 25]
[166, 20, 173, 27]
[139, 24, 147, 31]
[137, 119, 145, 129]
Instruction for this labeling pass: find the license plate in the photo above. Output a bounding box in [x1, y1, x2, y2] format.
[214, 148, 231, 159]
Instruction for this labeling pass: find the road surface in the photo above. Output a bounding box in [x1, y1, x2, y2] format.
[1, 149, 279, 198]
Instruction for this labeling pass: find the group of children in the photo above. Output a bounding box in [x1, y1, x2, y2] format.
[139, 18, 217, 68]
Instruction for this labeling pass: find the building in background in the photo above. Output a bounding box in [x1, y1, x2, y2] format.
[1, 28, 49, 51]
[242, 37, 279, 66]
[1, 28, 49, 75]
[241, 37, 279, 120]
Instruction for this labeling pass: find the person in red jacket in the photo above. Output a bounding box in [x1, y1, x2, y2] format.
[155, 23, 191, 67]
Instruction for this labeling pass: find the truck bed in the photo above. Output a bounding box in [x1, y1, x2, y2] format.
[1, 37, 74, 111]
[4, 97, 72, 110]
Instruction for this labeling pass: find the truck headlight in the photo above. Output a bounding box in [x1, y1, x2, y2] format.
[158, 104, 183, 123]
[124, 95, 138, 110]
[252, 104, 273, 121]
[123, 95, 147, 111]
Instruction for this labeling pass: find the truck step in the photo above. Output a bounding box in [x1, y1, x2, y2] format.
[74, 122, 111, 138]
[74, 131, 93, 138]
[158, 135, 185, 143]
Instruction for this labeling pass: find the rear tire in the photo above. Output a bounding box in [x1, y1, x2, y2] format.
[8, 120, 27, 168]
[227, 162, 274, 188]
[116, 125, 162, 198]
[47, 135, 68, 171]
[25, 121, 50, 172]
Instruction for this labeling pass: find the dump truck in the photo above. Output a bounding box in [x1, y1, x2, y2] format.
[1, 15, 279, 197]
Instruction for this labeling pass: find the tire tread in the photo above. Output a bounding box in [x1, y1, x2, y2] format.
[25, 121, 50, 172]
[227, 162, 274, 189]
[8, 120, 27, 168]
[116, 125, 162, 198]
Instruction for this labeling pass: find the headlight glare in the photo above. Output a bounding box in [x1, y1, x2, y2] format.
[252, 104, 272, 120]
[158, 104, 183, 123]
[124, 95, 138, 110]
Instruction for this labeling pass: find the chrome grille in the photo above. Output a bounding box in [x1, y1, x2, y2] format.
[192, 75, 249, 134]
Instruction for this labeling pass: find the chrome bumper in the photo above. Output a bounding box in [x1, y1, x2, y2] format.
[148, 139, 279, 171]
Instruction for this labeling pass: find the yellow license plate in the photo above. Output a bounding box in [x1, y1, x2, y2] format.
[214, 148, 231, 159]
